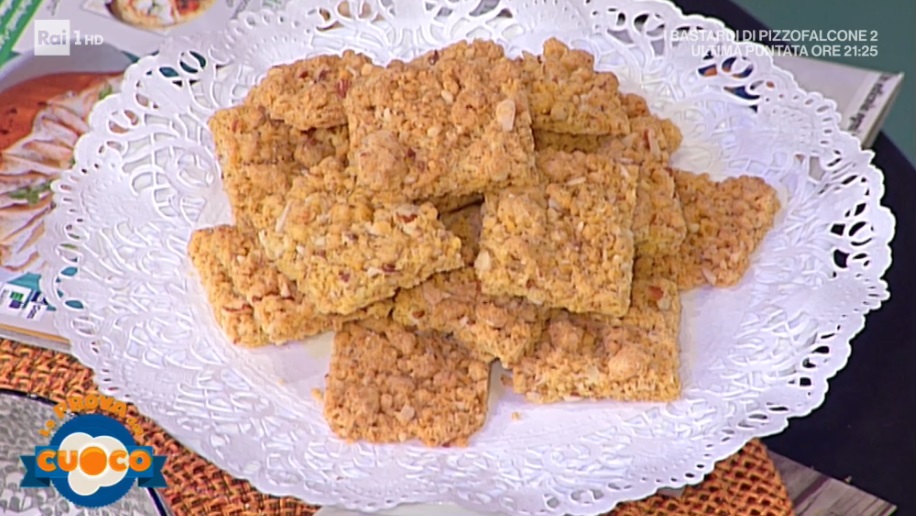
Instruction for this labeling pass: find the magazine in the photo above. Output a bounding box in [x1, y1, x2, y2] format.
[771, 54, 904, 149]
[0, 4, 905, 353]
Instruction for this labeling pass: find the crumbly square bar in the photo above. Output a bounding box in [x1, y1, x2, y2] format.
[323, 319, 490, 447]
[188, 227, 268, 347]
[208, 104, 302, 167]
[262, 188, 463, 316]
[633, 162, 687, 256]
[476, 149, 639, 316]
[531, 138, 686, 257]
[188, 226, 391, 346]
[221, 157, 352, 232]
[634, 170, 781, 290]
[209, 104, 350, 227]
[343, 40, 537, 201]
[511, 276, 682, 403]
[209, 104, 349, 168]
[224, 153, 480, 228]
[518, 38, 629, 136]
[218, 161, 300, 230]
[245, 51, 376, 131]
[393, 205, 546, 366]
[212, 225, 394, 338]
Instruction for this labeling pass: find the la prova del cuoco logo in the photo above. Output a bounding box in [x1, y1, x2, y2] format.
[19, 394, 167, 508]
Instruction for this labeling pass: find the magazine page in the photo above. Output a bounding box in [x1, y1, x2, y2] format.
[772, 54, 904, 149]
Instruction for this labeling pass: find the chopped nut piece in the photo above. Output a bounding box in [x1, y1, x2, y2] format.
[495, 98, 516, 131]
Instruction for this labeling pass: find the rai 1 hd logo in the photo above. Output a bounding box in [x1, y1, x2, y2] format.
[33, 19, 105, 56]
[19, 394, 168, 508]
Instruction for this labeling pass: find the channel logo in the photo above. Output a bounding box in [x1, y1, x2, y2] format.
[32, 19, 106, 56]
[20, 412, 167, 508]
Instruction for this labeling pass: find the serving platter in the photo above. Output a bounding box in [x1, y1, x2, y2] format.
[36, 1, 894, 514]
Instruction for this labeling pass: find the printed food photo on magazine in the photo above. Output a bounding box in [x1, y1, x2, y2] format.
[0, 41, 129, 342]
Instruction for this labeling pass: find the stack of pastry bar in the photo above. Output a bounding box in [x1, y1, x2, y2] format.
[188, 39, 781, 447]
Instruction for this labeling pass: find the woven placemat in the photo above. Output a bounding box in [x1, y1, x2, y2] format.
[0, 339, 794, 515]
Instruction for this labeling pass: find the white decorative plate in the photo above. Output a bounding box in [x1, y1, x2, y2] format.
[37, 0, 895, 514]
